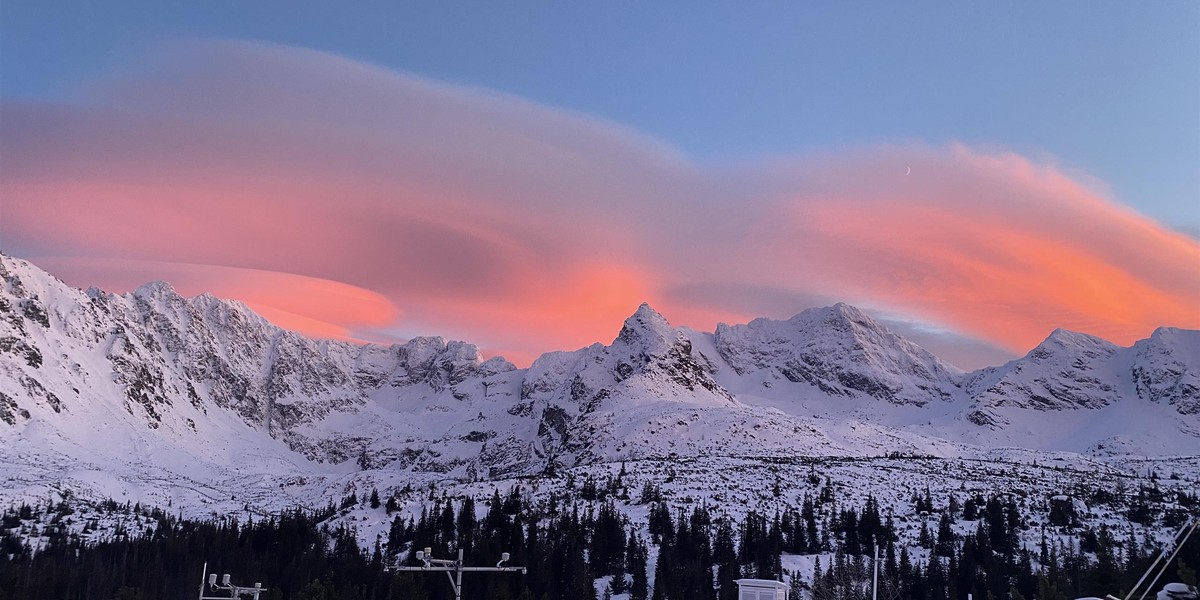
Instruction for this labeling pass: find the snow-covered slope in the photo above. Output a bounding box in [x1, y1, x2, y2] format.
[966, 329, 1124, 422]
[1131, 327, 1200, 415]
[0, 253, 535, 490]
[713, 303, 961, 406]
[0, 252, 1197, 515]
[946, 326, 1200, 456]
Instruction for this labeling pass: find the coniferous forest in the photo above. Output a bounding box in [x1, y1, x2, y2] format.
[0, 481, 1196, 600]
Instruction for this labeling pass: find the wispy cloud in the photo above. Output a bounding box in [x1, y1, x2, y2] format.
[3, 40, 1196, 368]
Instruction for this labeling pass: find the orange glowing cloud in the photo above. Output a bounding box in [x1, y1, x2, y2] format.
[733, 145, 1200, 354]
[34, 258, 403, 344]
[2, 41, 1197, 368]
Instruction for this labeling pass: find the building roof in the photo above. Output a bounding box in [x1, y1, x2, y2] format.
[735, 579, 789, 589]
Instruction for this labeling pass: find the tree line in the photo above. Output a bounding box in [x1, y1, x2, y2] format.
[0, 478, 1196, 599]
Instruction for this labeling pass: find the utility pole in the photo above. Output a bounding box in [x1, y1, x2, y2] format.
[389, 547, 526, 600]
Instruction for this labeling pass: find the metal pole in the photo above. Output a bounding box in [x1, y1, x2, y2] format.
[872, 539, 878, 600]
[1128, 516, 1196, 600]
[198, 562, 207, 600]
[457, 548, 464, 600]
[1137, 517, 1199, 600]
[1127, 548, 1169, 600]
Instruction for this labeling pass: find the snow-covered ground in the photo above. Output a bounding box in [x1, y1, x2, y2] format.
[1, 251, 1197, 572]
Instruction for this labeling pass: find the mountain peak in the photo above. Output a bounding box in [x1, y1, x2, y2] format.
[1043, 327, 1109, 343]
[829, 301, 864, 316]
[1132, 327, 1200, 413]
[967, 327, 1126, 415]
[1149, 326, 1197, 343]
[715, 303, 961, 405]
[787, 303, 886, 340]
[631, 302, 666, 321]
[132, 280, 178, 298]
[796, 301, 868, 321]
[1030, 328, 1117, 359]
[614, 303, 677, 350]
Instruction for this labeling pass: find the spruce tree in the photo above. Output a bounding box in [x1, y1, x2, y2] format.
[630, 534, 649, 600]
[714, 517, 739, 600]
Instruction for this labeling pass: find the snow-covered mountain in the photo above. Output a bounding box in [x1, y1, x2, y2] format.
[965, 329, 1124, 421]
[0, 252, 1197, 515]
[713, 303, 961, 406]
[1132, 326, 1200, 415]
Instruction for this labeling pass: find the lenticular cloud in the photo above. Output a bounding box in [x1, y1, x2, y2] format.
[2, 40, 1196, 367]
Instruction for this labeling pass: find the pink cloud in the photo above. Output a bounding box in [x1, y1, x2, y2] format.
[33, 258, 403, 343]
[2, 41, 1196, 368]
[732, 145, 1200, 351]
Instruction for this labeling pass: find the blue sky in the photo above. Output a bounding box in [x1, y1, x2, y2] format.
[3, 1, 1197, 231]
[3, 2, 1199, 367]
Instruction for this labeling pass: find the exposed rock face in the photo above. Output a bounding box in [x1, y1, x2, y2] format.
[968, 330, 1122, 414]
[609, 304, 730, 397]
[962, 327, 1200, 428]
[1131, 327, 1200, 415]
[0, 253, 522, 473]
[519, 303, 735, 470]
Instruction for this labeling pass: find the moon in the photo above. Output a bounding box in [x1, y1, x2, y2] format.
[905, 166, 911, 175]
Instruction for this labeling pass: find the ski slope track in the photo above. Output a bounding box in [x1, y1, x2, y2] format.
[0, 252, 1197, 520]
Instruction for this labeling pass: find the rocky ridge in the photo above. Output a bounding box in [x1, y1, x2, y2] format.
[0, 252, 1197, 512]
